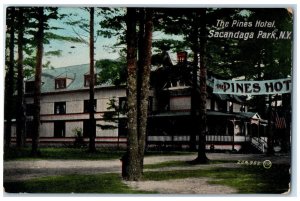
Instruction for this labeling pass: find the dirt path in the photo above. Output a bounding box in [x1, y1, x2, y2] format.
[124, 178, 238, 194]
[3, 153, 290, 194]
[4, 159, 122, 182]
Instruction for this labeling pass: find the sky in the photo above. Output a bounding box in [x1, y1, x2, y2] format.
[44, 7, 120, 68]
[44, 7, 183, 68]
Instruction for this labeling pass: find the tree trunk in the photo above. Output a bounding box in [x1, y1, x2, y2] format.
[5, 7, 15, 149]
[137, 8, 153, 172]
[88, 7, 96, 152]
[190, 11, 199, 151]
[196, 8, 209, 163]
[31, 7, 44, 156]
[16, 7, 26, 148]
[137, 9, 145, 159]
[123, 8, 140, 181]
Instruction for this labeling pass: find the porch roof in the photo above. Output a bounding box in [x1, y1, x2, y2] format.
[149, 110, 235, 118]
[234, 112, 260, 119]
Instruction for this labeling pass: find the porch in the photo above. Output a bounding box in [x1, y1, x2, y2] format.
[146, 135, 268, 153]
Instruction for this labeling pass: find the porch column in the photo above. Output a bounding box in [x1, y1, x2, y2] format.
[231, 120, 235, 151]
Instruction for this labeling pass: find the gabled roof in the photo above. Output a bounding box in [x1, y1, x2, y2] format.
[235, 112, 261, 119]
[26, 64, 112, 94]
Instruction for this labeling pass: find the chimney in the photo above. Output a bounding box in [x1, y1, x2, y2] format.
[177, 51, 187, 63]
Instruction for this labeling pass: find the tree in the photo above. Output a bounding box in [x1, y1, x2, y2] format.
[190, 10, 200, 151]
[64, 7, 99, 152]
[16, 7, 26, 148]
[5, 7, 80, 150]
[88, 7, 96, 152]
[137, 8, 153, 172]
[122, 8, 153, 181]
[4, 7, 15, 149]
[31, 7, 44, 156]
[31, 7, 59, 155]
[155, 8, 210, 160]
[123, 7, 139, 180]
[196, 9, 209, 163]
[95, 59, 126, 86]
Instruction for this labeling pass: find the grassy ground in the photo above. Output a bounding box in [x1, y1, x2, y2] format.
[4, 148, 290, 194]
[144, 159, 236, 169]
[4, 164, 290, 194]
[4, 147, 125, 161]
[4, 173, 152, 194]
[4, 147, 195, 161]
[142, 164, 290, 194]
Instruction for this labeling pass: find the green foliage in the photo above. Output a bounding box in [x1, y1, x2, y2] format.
[72, 127, 83, 137]
[98, 8, 126, 41]
[4, 162, 289, 194]
[44, 50, 62, 57]
[143, 165, 290, 193]
[153, 8, 292, 80]
[207, 8, 292, 80]
[4, 147, 125, 161]
[152, 38, 187, 53]
[44, 32, 85, 43]
[96, 97, 127, 130]
[144, 159, 236, 169]
[95, 59, 126, 85]
[71, 128, 86, 148]
[5, 7, 74, 79]
[4, 173, 151, 193]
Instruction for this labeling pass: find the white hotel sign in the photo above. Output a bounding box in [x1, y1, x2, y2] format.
[213, 78, 292, 95]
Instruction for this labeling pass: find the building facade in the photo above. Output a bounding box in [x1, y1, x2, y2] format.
[7, 56, 271, 152]
[21, 64, 128, 146]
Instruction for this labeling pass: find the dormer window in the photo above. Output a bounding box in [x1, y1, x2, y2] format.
[84, 75, 91, 87]
[84, 74, 97, 87]
[55, 78, 66, 89]
[177, 51, 187, 63]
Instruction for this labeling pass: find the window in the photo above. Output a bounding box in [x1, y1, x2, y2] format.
[229, 102, 233, 113]
[84, 99, 97, 113]
[119, 97, 127, 113]
[55, 78, 66, 89]
[54, 121, 65, 138]
[240, 105, 246, 112]
[84, 75, 97, 87]
[25, 81, 35, 93]
[84, 75, 91, 87]
[177, 51, 187, 63]
[118, 118, 128, 137]
[26, 104, 35, 116]
[54, 102, 66, 114]
[26, 121, 34, 138]
[83, 120, 90, 138]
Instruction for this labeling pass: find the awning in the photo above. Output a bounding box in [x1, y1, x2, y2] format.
[207, 111, 235, 117]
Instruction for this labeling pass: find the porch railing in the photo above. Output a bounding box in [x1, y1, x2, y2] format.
[251, 137, 268, 153]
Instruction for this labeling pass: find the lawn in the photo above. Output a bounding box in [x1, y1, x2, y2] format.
[4, 164, 290, 194]
[4, 148, 290, 194]
[144, 159, 236, 169]
[4, 173, 151, 194]
[4, 147, 125, 161]
[4, 147, 196, 161]
[142, 164, 290, 194]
